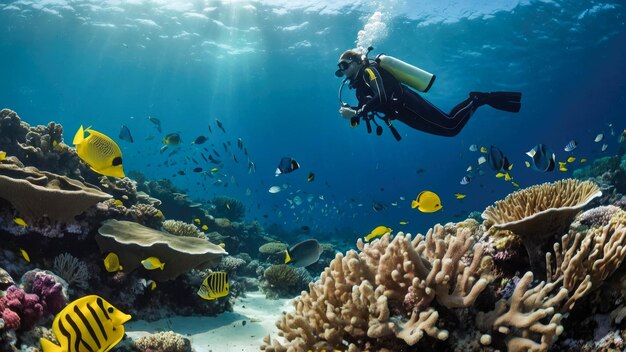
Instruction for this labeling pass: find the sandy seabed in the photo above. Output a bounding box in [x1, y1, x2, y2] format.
[126, 291, 292, 352]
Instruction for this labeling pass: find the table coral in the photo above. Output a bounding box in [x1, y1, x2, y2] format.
[482, 179, 601, 276]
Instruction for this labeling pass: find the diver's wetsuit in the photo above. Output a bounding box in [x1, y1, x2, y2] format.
[350, 63, 520, 137]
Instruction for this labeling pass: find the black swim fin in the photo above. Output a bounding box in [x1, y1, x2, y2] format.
[484, 91, 522, 113]
[470, 91, 521, 112]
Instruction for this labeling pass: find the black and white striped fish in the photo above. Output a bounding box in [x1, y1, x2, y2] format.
[197, 272, 229, 300]
[564, 140, 577, 152]
[40, 295, 131, 352]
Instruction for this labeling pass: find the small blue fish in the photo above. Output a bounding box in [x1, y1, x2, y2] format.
[119, 125, 133, 143]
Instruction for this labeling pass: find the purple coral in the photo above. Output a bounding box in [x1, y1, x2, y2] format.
[29, 271, 67, 314]
[576, 205, 622, 228]
[1, 308, 20, 330]
[0, 285, 44, 330]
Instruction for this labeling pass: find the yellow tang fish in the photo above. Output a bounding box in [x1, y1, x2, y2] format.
[567, 157, 576, 163]
[14, 217, 27, 228]
[496, 172, 505, 178]
[113, 199, 123, 207]
[40, 295, 131, 352]
[141, 257, 165, 270]
[364, 225, 392, 242]
[20, 248, 30, 263]
[103, 252, 123, 273]
[201, 225, 208, 231]
[0, 150, 6, 161]
[197, 272, 229, 300]
[504, 173, 512, 181]
[480, 146, 487, 153]
[454, 193, 466, 199]
[412, 191, 442, 213]
[194, 218, 201, 224]
[73, 125, 125, 178]
[218, 242, 226, 248]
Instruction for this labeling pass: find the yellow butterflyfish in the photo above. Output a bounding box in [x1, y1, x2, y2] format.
[73, 125, 125, 178]
[141, 257, 165, 270]
[40, 295, 131, 352]
[197, 272, 229, 300]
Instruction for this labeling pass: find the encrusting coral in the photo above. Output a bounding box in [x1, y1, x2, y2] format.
[262, 224, 491, 351]
[482, 179, 602, 275]
[162, 219, 206, 239]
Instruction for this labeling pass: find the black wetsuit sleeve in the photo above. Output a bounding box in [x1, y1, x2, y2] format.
[359, 67, 389, 114]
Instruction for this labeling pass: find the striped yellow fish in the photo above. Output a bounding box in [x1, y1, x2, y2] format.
[197, 272, 229, 300]
[73, 125, 124, 178]
[40, 295, 131, 352]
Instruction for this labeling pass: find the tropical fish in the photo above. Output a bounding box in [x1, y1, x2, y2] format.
[480, 146, 487, 153]
[602, 144, 608, 152]
[268, 186, 282, 193]
[73, 126, 125, 178]
[466, 165, 472, 172]
[620, 129, 626, 143]
[113, 199, 123, 207]
[307, 172, 315, 182]
[469, 144, 478, 152]
[248, 160, 256, 173]
[511, 181, 520, 188]
[197, 272, 229, 300]
[140, 278, 156, 291]
[237, 138, 243, 150]
[525, 161, 531, 168]
[372, 200, 386, 212]
[477, 156, 486, 165]
[594, 133, 603, 142]
[364, 226, 392, 241]
[567, 157, 576, 163]
[0, 151, 6, 160]
[147, 116, 161, 133]
[193, 167, 203, 173]
[215, 119, 226, 133]
[118, 125, 133, 143]
[487, 145, 512, 172]
[454, 193, 466, 199]
[210, 167, 219, 173]
[411, 191, 442, 213]
[20, 248, 30, 262]
[194, 218, 201, 224]
[159, 145, 169, 154]
[460, 176, 471, 185]
[558, 162, 568, 172]
[275, 157, 300, 176]
[399, 221, 409, 225]
[13, 217, 27, 228]
[580, 158, 588, 163]
[162, 133, 182, 145]
[103, 252, 123, 273]
[40, 295, 131, 352]
[192, 135, 208, 144]
[525, 144, 555, 172]
[201, 225, 208, 231]
[564, 140, 577, 152]
[141, 257, 165, 270]
[284, 239, 321, 268]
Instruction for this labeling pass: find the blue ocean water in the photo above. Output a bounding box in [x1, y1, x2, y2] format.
[0, 0, 624, 244]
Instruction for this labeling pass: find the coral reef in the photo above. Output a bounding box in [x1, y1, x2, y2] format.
[134, 331, 192, 352]
[259, 242, 288, 264]
[0, 285, 44, 331]
[20, 269, 68, 315]
[96, 220, 227, 281]
[482, 179, 601, 275]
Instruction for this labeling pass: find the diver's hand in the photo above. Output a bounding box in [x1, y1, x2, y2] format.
[339, 107, 357, 119]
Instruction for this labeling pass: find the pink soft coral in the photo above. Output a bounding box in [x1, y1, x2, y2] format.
[0, 285, 44, 330]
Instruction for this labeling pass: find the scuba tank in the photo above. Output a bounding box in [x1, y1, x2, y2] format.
[376, 54, 436, 92]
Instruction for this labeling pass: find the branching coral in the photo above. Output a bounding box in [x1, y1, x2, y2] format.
[261, 224, 492, 351]
[52, 253, 90, 290]
[482, 179, 602, 275]
[162, 219, 205, 239]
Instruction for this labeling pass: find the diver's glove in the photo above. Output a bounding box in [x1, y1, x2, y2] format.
[339, 106, 357, 119]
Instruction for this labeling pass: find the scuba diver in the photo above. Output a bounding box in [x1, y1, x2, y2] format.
[335, 47, 522, 141]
